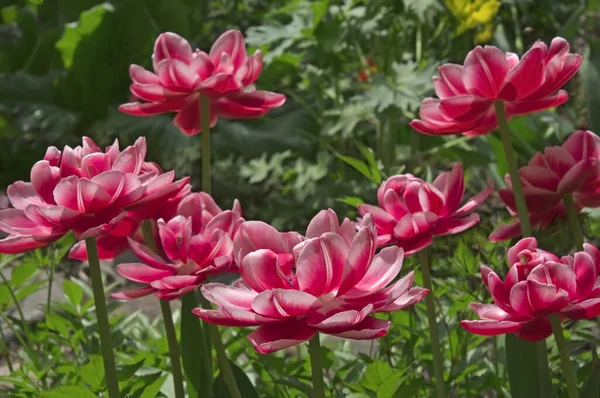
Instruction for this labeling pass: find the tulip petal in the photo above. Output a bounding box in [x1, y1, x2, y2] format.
[352, 246, 404, 294]
[454, 186, 492, 217]
[463, 46, 509, 97]
[116, 263, 174, 283]
[393, 212, 438, 239]
[338, 226, 376, 296]
[470, 303, 509, 320]
[112, 286, 155, 300]
[212, 91, 286, 118]
[328, 316, 391, 340]
[152, 32, 193, 65]
[247, 319, 316, 354]
[305, 209, 340, 239]
[430, 213, 480, 236]
[0, 234, 58, 254]
[251, 289, 320, 318]
[506, 90, 569, 116]
[209, 30, 247, 70]
[499, 46, 545, 100]
[240, 249, 291, 292]
[7, 182, 46, 210]
[128, 237, 173, 270]
[562, 298, 600, 320]
[118, 99, 185, 116]
[193, 306, 278, 327]
[460, 319, 523, 336]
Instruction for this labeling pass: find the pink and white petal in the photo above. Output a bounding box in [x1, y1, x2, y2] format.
[130, 83, 186, 103]
[380, 190, 409, 220]
[201, 282, 257, 309]
[232, 221, 288, 264]
[397, 234, 434, 257]
[453, 186, 493, 217]
[433, 164, 464, 216]
[128, 237, 173, 270]
[498, 46, 546, 100]
[352, 246, 404, 294]
[308, 304, 374, 332]
[0, 208, 53, 235]
[584, 243, 600, 275]
[463, 46, 509, 97]
[116, 263, 174, 284]
[172, 94, 201, 135]
[31, 161, 61, 204]
[247, 319, 316, 354]
[118, 100, 185, 116]
[562, 298, 600, 320]
[572, 252, 597, 298]
[150, 275, 199, 290]
[152, 32, 193, 65]
[155, 59, 198, 90]
[434, 64, 467, 98]
[240, 249, 291, 292]
[430, 213, 480, 236]
[544, 261, 577, 298]
[111, 286, 155, 300]
[460, 319, 524, 336]
[328, 316, 391, 340]
[470, 303, 510, 321]
[197, 74, 244, 98]
[305, 209, 340, 239]
[75, 179, 113, 213]
[506, 90, 569, 116]
[296, 233, 348, 297]
[543, 146, 576, 177]
[129, 65, 159, 85]
[378, 286, 428, 311]
[0, 234, 57, 254]
[509, 281, 534, 316]
[558, 159, 600, 194]
[7, 182, 46, 210]
[562, 130, 600, 162]
[489, 220, 522, 242]
[337, 225, 376, 296]
[68, 234, 129, 261]
[209, 30, 248, 70]
[393, 212, 438, 239]
[251, 289, 320, 318]
[514, 318, 552, 341]
[524, 280, 560, 313]
[357, 204, 397, 233]
[212, 91, 286, 118]
[193, 306, 278, 327]
[190, 51, 214, 80]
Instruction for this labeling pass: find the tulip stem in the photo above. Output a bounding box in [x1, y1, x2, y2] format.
[550, 314, 579, 398]
[494, 100, 553, 397]
[563, 194, 584, 250]
[201, 298, 241, 398]
[308, 333, 326, 398]
[493, 100, 532, 237]
[141, 221, 185, 398]
[85, 237, 120, 398]
[417, 249, 447, 398]
[200, 95, 212, 195]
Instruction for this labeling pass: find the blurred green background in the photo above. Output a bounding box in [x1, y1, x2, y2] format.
[0, 0, 596, 232]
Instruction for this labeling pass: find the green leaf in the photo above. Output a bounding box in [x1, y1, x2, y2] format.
[580, 362, 600, 398]
[355, 141, 382, 183]
[79, 355, 105, 389]
[583, 39, 600, 133]
[505, 336, 552, 398]
[311, 0, 329, 29]
[213, 360, 260, 398]
[11, 262, 37, 288]
[336, 196, 364, 207]
[139, 374, 168, 398]
[487, 134, 508, 177]
[117, 359, 146, 382]
[55, 3, 115, 69]
[41, 386, 98, 398]
[46, 313, 71, 339]
[334, 151, 379, 183]
[63, 279, 84, 306]
[181, 292, 211, 397]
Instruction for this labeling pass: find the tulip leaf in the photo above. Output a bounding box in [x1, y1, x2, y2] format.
[505, 336, 553, 398]
[181, 292, 208, 398]
[55, 3, 115, 69]
[213, 360, 260, 398]
[580, 360, 600, 398]
[582, 39, 600, 133]
[41, 386, 97, 398]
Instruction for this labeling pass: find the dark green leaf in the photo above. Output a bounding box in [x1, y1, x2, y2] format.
[213, 360, 260, 398]
[41, 385, 98, 398]
[580, 361, 600, 398]
[79, 355, 105, 389]
[181, 292, 210, 398]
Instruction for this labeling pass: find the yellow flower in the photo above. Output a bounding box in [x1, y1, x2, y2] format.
[475, 23, 495, 43]
[445, 0, 501, 36]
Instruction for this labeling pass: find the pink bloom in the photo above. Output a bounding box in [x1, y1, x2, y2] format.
[490, 130, 600, 241]
[357, 164, 492, 255]
[112, 193, 243, 301]
[410, 38, 582, 136]
[461, 238, 600, 341]
[0, 137, 189, 254]
[119, 31, 286, 135]
[194, 210, 427, 354]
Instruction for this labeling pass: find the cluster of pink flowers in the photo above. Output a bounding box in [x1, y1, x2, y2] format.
[2, 28, 600, 363]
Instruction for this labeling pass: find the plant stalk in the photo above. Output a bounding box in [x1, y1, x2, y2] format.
[417, 249, 447, 398]
[85, 237, 120, 398]
[308, 333, 326, 398]
[563, 194, 584, 250]
[141, 221, 185, 398]
[550, 314, 579, 398]
[494, 101, 532, 237]
[201, 298, 241, 398]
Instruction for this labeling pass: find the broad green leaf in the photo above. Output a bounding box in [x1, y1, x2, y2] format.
[583, 40, 600, 133]
[41, 386, 98, 398]
[11, 262, 37, 288]
[56, 3, 115, 68]
[580, 361, 600, 398]
[139, 374, 168, 398]
[0, 284, 10, 307]
[505, 336, 552, 398]
[213, 360, 260, 398]
[46, 313, 71, 339]
[181, 292, 211, 397]
[355, 141, 382, 183]
[336, 196, 364, 207]
[487, 134, 508, 177]
[15, 279, 46, 302]
[79, 355, 105, 389]
[334, 152, 379, 183]
[117, 359, 146, 382]
[1, 5, 17, 24]
[63, 279, 84, 306]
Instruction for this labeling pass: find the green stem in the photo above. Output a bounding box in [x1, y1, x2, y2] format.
[200, 95, 212, 195]
[46, 259, 54, 314]
[563, 194, 584, 250]
[494, 101, 532, 237]
[160, 300, 185, 398]
[141, 222, 185, 398]
[417, 250, 447, 398]
[85, 237, 120, 398]
[0, 322, 13, 372]
[308, 333, 326, 398]
[550, 315, 579, 398]
[201, 298, 241, 398]
[0, 270, 38, 367]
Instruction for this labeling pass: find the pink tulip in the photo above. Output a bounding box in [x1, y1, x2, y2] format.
[490, 130, 600, 241]
[119, 31, 286, 135]
[461, 238, 600, 341]
[410, 38, 582, 136]
[0, 137, 189, 254]
[357, 164, 492, 255]
[194, 210, 427, 354]
[112, 193, 243, 301]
